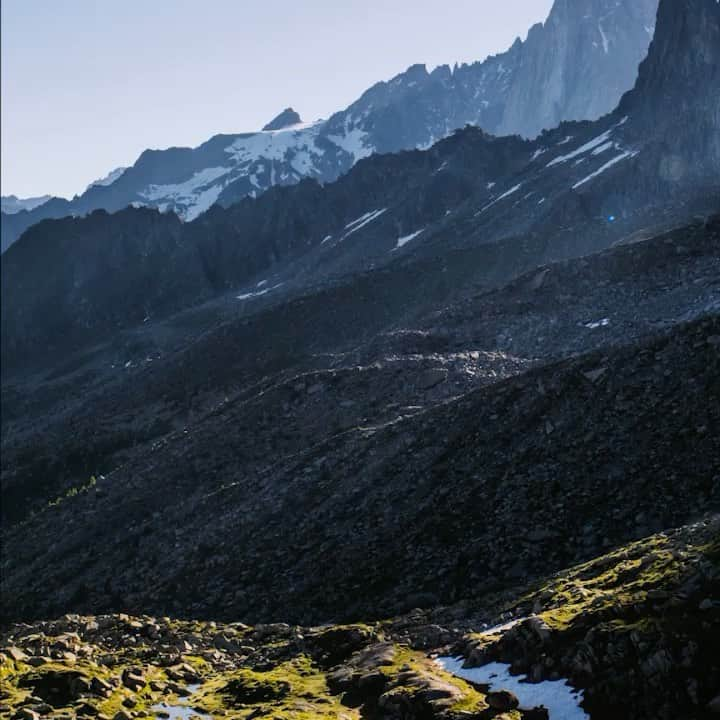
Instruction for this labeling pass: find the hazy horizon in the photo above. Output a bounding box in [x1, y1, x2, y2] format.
[1, 0, 553, 199]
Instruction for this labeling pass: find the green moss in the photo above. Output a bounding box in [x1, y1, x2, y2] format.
[46, 475, 98, 509]
[529, 535, 685, 631]
[191, 655, 360, 719]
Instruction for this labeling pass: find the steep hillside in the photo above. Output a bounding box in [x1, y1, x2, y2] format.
[2, 217, 718, 624]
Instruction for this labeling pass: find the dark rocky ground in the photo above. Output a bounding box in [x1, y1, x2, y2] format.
[2, 218, 718, 627]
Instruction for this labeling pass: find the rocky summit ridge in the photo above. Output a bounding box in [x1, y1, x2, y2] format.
[0, 0, 658, 251]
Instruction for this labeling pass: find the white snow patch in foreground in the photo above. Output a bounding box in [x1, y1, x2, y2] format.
[437, 657, 588, 720]
[572, 151, 637, 189]
[394, 228, 425, 250]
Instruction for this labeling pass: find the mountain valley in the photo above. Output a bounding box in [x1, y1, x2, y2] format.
[1, 1, 719, 719]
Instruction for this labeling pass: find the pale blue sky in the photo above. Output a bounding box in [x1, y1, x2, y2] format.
[1, 0, 553, 199]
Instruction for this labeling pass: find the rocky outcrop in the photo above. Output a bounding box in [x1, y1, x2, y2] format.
[459, 518, 720, 720]
[262, 108, 303, 131]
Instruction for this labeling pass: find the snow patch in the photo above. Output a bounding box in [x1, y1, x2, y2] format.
[476, 184, 522, 216]
[342, 208, 387, 238]
[1, 195, 52, 214]
[326, 116, 374, 161]
[572, 151, 638, 189]
[140, 166, 232, 220]
[236, 283, 283, 301]
[437, 658, 588, 720]
[598, 23, 609, 54]
[584, 318, 610, 329]
[394, 228, 425, 250]
[591, 141, 614, 156]
[547, 130, 614, 167]
[225, 122, 325, 178]
[87, 167, 127, 190]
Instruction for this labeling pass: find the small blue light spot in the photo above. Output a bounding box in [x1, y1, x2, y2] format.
[608, 215, 616, 222]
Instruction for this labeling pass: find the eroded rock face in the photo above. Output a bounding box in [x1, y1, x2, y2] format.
[497, 0, 658, 138]
[459, 518, 720, 720]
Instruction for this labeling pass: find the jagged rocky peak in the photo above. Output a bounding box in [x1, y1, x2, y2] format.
[497, 0, 658, 138]
[262, 107, 303, 131]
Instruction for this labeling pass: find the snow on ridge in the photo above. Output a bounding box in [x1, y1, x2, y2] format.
[547, 117, 629, 168]
[1, 195, 52, 214]
[342, 208, 387, 239]
[237, 282, 284, 301]
[260, 120, 322, 135]
[345, 210, 378, 230]
[138, 116, 373, 222]
[394, 228, 425, 250]
[326, 127, 374, 162]
[140, 166, 232, 221]
[87, 167, 127, 191]
[225, 121, 325, 173]
[591, 141, 614, 156]
[572, 150, 638, 189]
[475, 183, 522, 216]
[598, 23, 609, 54]
[547, 129, 614, 167]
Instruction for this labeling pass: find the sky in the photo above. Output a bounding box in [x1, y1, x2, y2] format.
[1, 0, 554, 199]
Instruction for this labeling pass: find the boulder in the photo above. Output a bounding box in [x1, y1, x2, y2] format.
[487, 690, 520, 711]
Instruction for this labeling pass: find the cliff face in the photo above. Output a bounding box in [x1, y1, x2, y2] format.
[619, 0, 720, 183]
[498, 0, 658, 137]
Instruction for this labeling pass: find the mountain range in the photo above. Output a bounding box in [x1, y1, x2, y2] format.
[0, 0, 658, 252]
[1, 1, 719, 719]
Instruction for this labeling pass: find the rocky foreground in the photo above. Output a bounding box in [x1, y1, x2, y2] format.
[2, 517, 718, 720]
